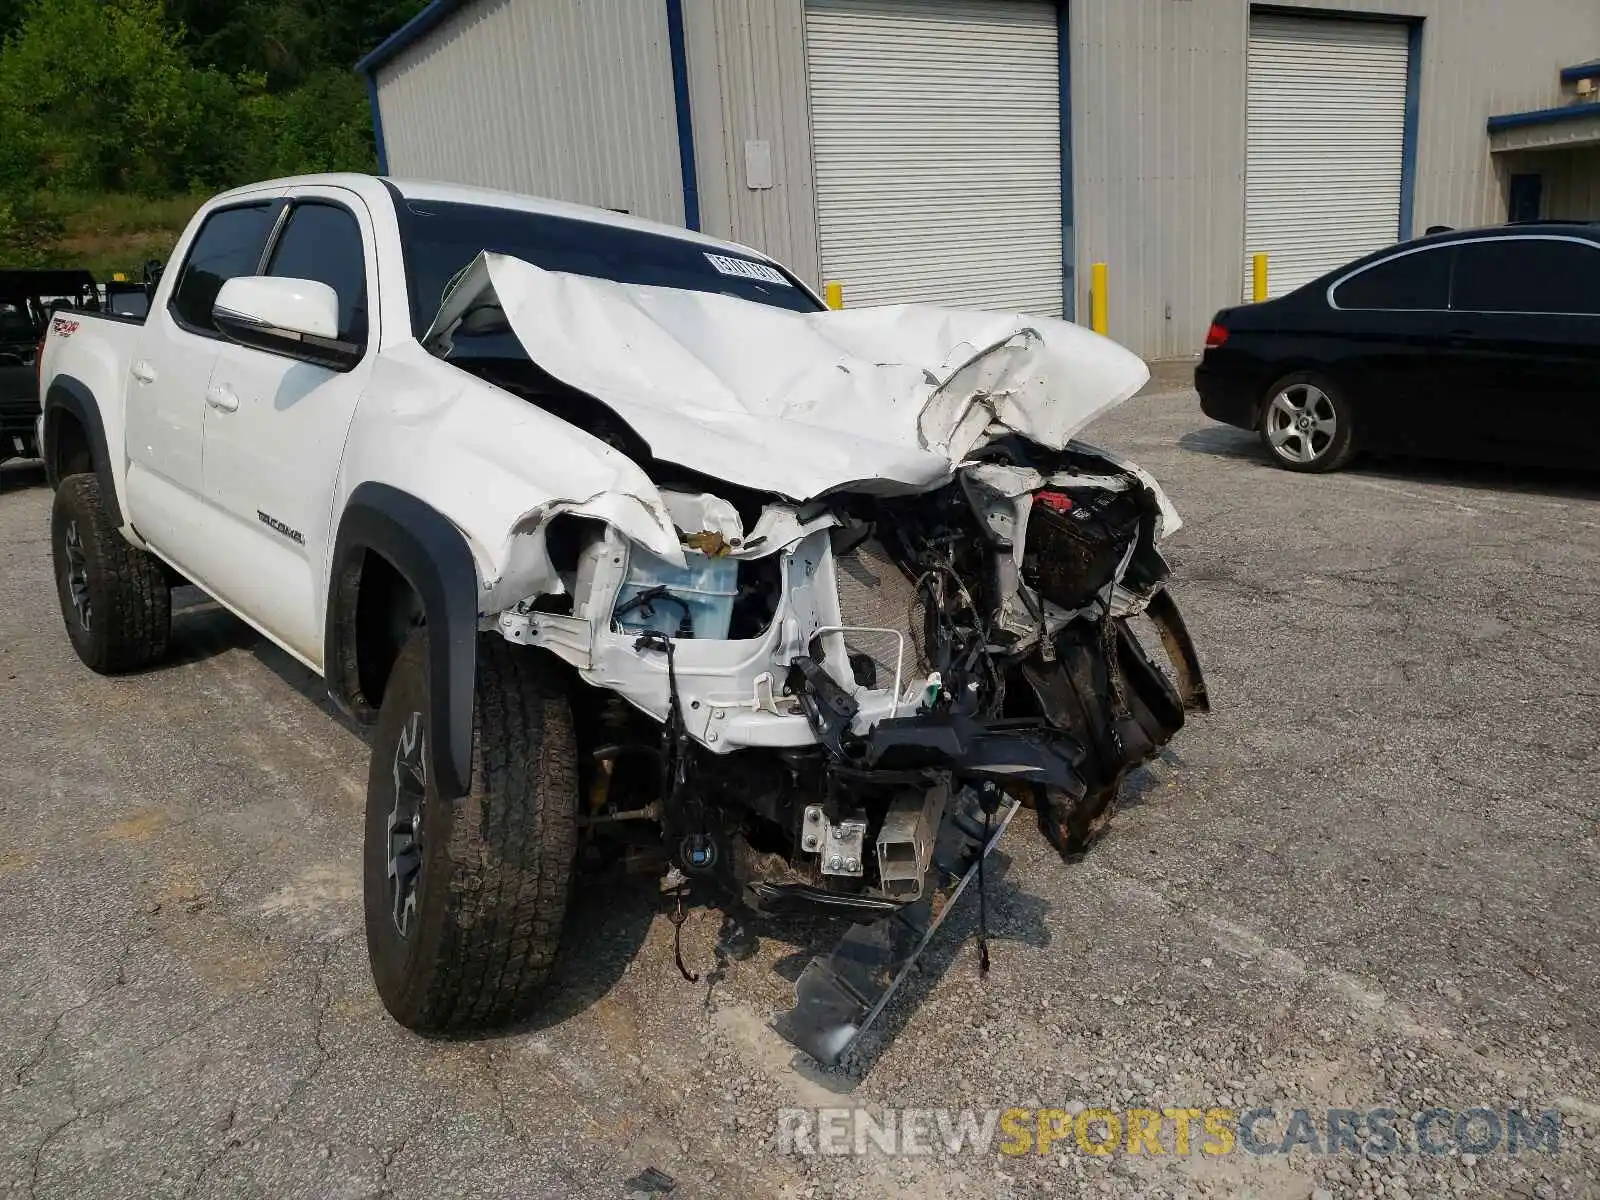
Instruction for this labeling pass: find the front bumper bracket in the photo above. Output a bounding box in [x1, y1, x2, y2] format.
[771, 789, 1019, 1066]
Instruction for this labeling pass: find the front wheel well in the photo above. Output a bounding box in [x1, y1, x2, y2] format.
[325, 483, 482, 798]
[330, 547, 424, 723]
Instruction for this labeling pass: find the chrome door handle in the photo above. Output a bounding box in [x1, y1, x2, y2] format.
[131, 360, 156, 384]
[205, 383, 239, 413]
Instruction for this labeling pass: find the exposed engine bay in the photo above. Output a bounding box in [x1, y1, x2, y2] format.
[425, 252, 1210, 1062]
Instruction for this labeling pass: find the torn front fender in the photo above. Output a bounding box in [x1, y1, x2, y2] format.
[336, 343, 684, 613]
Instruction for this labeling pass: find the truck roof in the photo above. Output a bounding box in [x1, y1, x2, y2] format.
[209, 173, 781, 265]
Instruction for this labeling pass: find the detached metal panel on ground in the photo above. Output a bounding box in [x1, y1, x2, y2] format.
[803, 0, 1063, 315]
[371, 0, 685, 225]
[1244, 15, 1410, 299]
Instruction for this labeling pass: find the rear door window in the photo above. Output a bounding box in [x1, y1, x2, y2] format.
[169, 203, 278, 334]
[1332, 248, 1452, 310]
[264, 201, 369, 344]
[1451, 238, 1600, 315]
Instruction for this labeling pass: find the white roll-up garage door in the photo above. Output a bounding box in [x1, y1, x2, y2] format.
[1245, 15, 1410, 299]
[805, 0, 1063, 315]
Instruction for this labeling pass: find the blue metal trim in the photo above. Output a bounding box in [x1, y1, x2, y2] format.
[355, 0, 473, 75]
[1487, 104, 1600, 132]
[1057, 0, 1074, 321]
[366, 71, 389, 175]
[664, 0, 701, 231]
[1559, 60, 1600, 84]
[1397, 20, 1422, 240]
[1250, 3, 1413, 25]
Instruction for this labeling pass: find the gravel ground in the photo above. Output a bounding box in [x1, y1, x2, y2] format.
[1, 388, 1597, 1200]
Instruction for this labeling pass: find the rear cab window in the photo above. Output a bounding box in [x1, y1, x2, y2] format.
[106, 290, 150, 319]
[168, 203, 279, 335]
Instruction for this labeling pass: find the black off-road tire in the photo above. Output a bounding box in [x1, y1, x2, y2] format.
[50, 472, 171, 673]
[364, 630, 580, 1032]
[1258, 370, 1358, 473]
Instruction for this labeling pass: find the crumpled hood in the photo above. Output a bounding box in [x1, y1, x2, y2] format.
[424, 252, 1150, 500]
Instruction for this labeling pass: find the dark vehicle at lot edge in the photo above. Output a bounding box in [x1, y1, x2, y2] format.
[1195, 223, 1600, 472]
[0, 269, 102, 469]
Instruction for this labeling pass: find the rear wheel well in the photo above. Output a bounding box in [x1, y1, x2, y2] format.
[1255, 360, 1346, 422]
[46, 407, 93, 484]
[331, 548, 424, 723]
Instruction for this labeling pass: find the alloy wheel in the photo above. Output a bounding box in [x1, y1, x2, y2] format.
[1265, 383, 1337, 465]
[63, 520, 91, 632]
[387, 711, 427, 937]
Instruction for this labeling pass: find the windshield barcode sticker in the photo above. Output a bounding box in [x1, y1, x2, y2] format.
[704, 253, 791, 286]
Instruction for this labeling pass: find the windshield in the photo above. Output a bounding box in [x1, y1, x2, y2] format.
[395, 198, 823, 339]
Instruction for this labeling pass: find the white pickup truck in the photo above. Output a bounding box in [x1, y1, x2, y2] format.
[38, 174, 1207, 1063]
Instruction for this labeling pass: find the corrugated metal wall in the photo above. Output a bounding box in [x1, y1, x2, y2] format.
[681, 0, 821, 283]
[1073, 0, 1600, 358]
[372, 0, 685, 225]
[372, 0, 1598, 358]
[1544, 154, 1600, 218]
[1511, 150, 1600, 219]
[1071, 0, 1247, 360]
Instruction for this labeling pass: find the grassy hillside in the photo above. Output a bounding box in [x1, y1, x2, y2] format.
[14, 191, 205, 277]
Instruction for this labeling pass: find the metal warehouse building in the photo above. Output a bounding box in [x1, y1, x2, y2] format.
[360, 0, 1600, 358]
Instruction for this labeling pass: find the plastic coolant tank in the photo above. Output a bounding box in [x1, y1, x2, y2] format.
[613, 547, 739, 640]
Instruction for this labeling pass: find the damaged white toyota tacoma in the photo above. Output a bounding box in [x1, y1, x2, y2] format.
[38, 175, 1208, 1062]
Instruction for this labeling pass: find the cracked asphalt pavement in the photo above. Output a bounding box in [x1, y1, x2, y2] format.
[2, 386, 1598, 1200]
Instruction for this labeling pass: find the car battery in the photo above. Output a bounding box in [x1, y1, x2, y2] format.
[1021, 484, 1145, 611]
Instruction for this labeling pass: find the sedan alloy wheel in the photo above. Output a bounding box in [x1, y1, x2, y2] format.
[1265, 383, 1338, 465]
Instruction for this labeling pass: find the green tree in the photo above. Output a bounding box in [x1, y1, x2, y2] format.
[165, 0, 427, 87]
[165, 0, 320, 90]
[0, 0, 428, 269]
[264, 67, 375, 175]
[0, 5, 25, 45]
[0, 0, 197, 191]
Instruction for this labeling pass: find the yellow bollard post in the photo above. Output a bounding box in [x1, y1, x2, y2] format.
[1251, 253, 1269, 303]
[1090, 262, 1108, 336]
[824, 280, 844, 310]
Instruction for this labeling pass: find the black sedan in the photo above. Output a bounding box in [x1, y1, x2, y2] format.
[1195, 223, 1600, 472]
